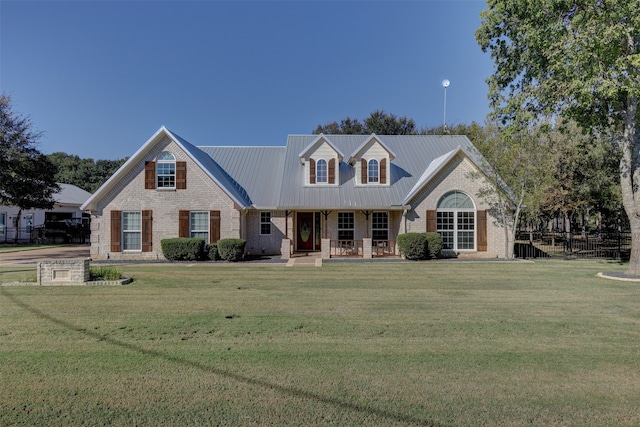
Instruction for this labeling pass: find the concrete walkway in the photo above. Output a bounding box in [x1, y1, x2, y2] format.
[0, 246, 323, 268]
[286, 252, 323, 267]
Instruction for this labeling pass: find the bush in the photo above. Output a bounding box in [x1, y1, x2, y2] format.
[161, 238, 206, 261]
[90, 266, 122, 281]
[206, 244, 219, 261]
[397, 233, 429, 260]
[217, 238, 246, 262]
[425, 232, 443, 259]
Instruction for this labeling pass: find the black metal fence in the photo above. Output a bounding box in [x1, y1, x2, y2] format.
[0, 224, 88, 244]
[515, 231, 631, 260]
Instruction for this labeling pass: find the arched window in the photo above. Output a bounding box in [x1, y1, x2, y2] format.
[316, 159, 328, 183]
[436, 191, 476, 251]
[157, 152, 176, 188]
[368, 159, 379, 183]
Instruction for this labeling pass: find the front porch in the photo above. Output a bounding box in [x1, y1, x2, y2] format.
[279, 210, 401, 260]
[282, 237, 398, 260]
[328, 239, 397, 258]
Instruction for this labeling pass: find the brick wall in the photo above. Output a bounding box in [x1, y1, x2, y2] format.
[38, 259, 90, 284]
[404, 154, 506, 258]
[89, 137, 241, 260]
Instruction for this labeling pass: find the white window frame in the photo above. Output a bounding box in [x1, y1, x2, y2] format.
[368, 159, 379, 183]
[190, 211, 209, 241]
[260, 212, 272, 235]
[157, 151, 176, 189]
[436, 191, 476, 251]
[122, 211, 142, 252]
[337, 211, 355, 241]
[316, 158, 328, 184]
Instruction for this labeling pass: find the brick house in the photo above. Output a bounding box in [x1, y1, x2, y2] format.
[81, 126, 506, 260]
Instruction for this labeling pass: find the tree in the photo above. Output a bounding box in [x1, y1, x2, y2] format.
[314, 110, 418, 135]
[535, 120, 622, 233]
[476, 1, 640, 274]
[470, 121, 553, 258]
[48, 152, 127, 193]
[0, 93, 59, 243]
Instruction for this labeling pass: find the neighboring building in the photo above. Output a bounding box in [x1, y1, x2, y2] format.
[80, 126, 506, 260]
[1, 183, 92, 243]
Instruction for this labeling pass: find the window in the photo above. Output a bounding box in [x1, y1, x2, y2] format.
[316, 159, 328, 183]
[368, 159, 379, 183]
[260, 212, 271, 235]
[157, 151, 176, 188]
[122, 211, 142, 251]
[0, 212, 5, 236]
[190, 211, 209, 241]
[436, 191, 475, 251]
[337, 212, 354, 240]
[372, 212, 388, 240]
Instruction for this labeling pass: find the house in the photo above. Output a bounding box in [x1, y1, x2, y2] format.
[1, 183, 92, 243]
[80, 126, 506, 260]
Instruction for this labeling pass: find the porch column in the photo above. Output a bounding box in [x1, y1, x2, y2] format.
[281, 238, 292, 260]
[363, 237, 372, 259]
[321, 238, 331, 259]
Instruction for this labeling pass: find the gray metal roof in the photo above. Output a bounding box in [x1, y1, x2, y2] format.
[184, 134, 480, 210]
[55, 183, 92, 206]
[167, 129, 254, 206]
[198, 146, 286, 208]
[277, 134, 479, 209]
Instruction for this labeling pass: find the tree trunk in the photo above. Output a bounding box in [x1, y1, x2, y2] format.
[619, 95, 640, 275]
[13, 208, 22, 245]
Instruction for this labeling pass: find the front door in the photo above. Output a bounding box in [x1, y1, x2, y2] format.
[296, 212, 314, 251]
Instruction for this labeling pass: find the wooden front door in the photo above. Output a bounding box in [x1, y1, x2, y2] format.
[296, 212, 314, 251]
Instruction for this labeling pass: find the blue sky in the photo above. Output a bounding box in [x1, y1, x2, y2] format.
[1, 0, 491, 160]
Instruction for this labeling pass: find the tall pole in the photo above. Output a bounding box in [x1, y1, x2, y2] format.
[442, 79, 450, 131]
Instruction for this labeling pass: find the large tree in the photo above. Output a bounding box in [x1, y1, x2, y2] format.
[469, 121, 553, 258]
[476, 1, 640, 274]
[0, 94, 59, 242]
[48, 152, 127, 194]
[314, 110, 418, 135]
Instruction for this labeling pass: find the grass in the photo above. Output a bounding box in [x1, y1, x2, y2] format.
[1, 259, 639, 426]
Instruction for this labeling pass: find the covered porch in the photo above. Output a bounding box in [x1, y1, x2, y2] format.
[280, 209, 402, 259]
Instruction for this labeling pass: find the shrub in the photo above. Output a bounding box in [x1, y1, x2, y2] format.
[206, 244, 219, 261]
[90, 266, 122, 281]
[161, 238, 206, 261]
[425, 232, 443, 259]
[397, 233, 429, 260]
[217, 238, 246, 262]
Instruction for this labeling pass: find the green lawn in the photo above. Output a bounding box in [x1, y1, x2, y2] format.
[1, 260, 638, 426]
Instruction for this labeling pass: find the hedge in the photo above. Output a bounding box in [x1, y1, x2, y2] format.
[161, 238, 206, 261]
[217, 238, 246, 262]
[425, 232, 443, 259]
[397, 233, 429, 260]
[206, 244, 219, 261]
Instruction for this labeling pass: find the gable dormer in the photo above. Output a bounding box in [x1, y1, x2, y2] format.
[348, 134, 395, 186]
[298, 134, 344, 185]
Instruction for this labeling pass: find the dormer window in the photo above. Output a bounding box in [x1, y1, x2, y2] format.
[368, 159, 379, 183]
[157, 152, 176, 188]
[316, 159, 328, 183]
[300, 135, 343, 186]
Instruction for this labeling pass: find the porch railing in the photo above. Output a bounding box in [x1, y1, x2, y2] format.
[373, 240, 396, 257]
[330, 240, 363, 257]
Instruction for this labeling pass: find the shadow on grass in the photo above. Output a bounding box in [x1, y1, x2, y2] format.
[1, 287, 443, 427]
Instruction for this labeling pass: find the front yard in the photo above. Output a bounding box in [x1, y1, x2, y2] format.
[1, 260, 638, 426]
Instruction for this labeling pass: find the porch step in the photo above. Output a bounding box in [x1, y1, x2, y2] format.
[286, 257, 322, 267]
